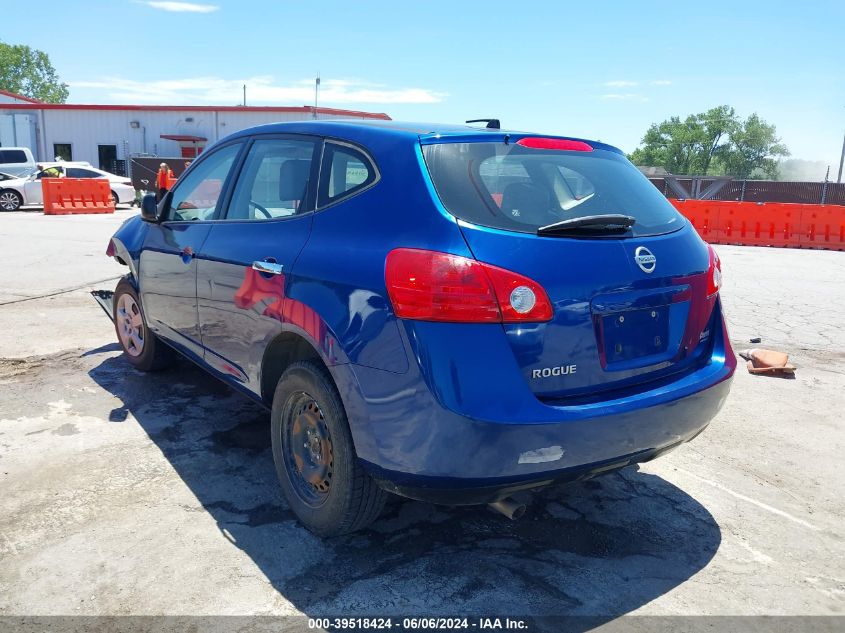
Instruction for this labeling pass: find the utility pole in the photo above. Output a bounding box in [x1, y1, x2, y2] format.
[837, 129, 844, 183]
[314, 74, 320, 119]
[243, 84, 246, 107]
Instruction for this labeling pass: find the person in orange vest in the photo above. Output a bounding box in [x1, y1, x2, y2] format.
[156, 162, 175, 202]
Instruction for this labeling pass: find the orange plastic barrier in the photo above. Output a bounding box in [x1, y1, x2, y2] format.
[669, 199, 845, 251]
[42, 178, 115, 215]
[719, 202, 800, 248]
[669, 200, 722, 242]
[800, 204, 845, 250]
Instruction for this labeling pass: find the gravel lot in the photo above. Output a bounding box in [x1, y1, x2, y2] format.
[0, 208, 843, 622]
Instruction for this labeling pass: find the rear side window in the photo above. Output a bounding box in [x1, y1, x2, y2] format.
[67, 168, 102, 178]
[0, 149, 28, 164]
[422, 141, 684, 237]
[318, 143, 376, 207]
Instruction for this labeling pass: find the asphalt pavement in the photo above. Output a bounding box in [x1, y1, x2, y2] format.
[0, 208, 842, 622]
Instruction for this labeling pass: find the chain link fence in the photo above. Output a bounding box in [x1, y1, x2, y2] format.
[649, 178, 845, 206]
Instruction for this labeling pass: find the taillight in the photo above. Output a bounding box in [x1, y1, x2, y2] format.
[706, 244, 722, 298]
[516, 137, 593, 152]
[385, 248, 553, 323]
[106, 239, 115, 257]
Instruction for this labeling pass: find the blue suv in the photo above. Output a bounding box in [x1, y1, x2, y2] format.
[99, 120, 736, 536]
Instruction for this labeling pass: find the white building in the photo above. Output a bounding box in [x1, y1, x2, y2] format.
[0, 89, 390, 173]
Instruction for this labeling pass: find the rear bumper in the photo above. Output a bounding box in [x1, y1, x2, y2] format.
[371, 436, 698, 505]
[333, 304, 735, 503]
[112, 184, 136, 204]
[359, 374, 729, 503]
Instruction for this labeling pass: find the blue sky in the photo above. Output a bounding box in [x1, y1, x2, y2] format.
[5, 0, 844, 166]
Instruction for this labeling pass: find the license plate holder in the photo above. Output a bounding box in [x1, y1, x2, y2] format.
[602, 306, 669, 363]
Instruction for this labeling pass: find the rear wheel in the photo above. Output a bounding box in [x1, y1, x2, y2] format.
[112, 279, 175, 371]
[111, 190, 119, 207]
[0, 190, 22, 211]
[271, 361, 387, 536]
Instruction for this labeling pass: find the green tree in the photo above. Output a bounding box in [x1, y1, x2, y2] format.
[718, 114, 789, 179]
[0, 41, 68, 103]
[629, 106, 736, 175]
[630, 106, 788, 179]
[629, 115, 700, 174]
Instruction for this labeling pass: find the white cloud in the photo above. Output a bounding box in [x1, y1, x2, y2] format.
[71, 75, 447, 105]
[141, 1, 219, 13]
[600, 93, 649, 102]
[604, 80, 638, 87]
[650, 79, 672, 86]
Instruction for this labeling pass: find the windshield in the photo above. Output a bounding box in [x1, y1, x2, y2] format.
[421, 141, 684, 237]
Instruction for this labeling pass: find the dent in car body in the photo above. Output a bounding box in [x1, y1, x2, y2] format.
[109, 215, 150, 282]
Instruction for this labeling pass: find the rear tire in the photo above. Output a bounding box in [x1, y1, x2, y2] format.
[0, 190, 22, 211]
[111, 190, 119, 207]
[271, 360, 387, 537]
[112, 279, 175, 371]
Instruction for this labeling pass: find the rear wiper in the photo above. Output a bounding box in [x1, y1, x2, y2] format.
[537, 214, 636, 236]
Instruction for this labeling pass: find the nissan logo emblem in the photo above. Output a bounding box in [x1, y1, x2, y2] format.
[634, 246, 656, 273]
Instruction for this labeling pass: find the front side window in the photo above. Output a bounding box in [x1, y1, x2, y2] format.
[37, 166, 64, 179]
[318, 143, 377, 207]
[226, 138, 317, 221]
[167, 143, 241, 221]
[422, 141, 684, 237]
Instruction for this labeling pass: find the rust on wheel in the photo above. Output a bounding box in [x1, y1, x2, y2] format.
[284, 393, 333, 506]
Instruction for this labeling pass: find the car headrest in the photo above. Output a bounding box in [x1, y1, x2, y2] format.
[279, 159, 310, 200]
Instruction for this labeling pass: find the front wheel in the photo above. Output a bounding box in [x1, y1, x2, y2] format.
[111, 190, 119, 207]
[112, 279, 175, 371]
[0, 190, 22, 211]
[271, 361, 387, 536]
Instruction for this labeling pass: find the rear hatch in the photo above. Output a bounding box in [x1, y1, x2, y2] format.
[421, 137, 719, 400]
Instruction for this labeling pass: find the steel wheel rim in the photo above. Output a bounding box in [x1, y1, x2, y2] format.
[0, 192, 19, 210]
[283, 392, 333, 507]
[116, 294, 145, 357]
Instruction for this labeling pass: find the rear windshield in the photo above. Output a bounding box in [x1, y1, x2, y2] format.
[421, 141, 684, 237]
[0, 149, 28, 164]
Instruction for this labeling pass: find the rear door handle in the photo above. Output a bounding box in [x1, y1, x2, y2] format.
[252, 259, 284, 275]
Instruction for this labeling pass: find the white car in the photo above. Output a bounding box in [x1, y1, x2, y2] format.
[0, 162, 135, 211]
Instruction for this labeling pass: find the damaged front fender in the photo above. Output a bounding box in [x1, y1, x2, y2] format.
[91, 289, 115, 322]
[108, 215, 149, 280]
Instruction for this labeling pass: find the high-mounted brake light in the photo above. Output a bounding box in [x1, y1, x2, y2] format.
[385, 248, 553, 323]
[706, 244, 722, 298]
[516, 137, 593, 152]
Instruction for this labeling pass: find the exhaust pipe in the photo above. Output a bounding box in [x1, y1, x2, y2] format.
[488, 497, 527, 520]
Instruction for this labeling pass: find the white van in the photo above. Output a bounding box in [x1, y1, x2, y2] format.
[0, 147, 36, 177]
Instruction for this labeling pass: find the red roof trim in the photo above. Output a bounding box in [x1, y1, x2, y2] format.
[0, 89, 42, 103]
[0, 101, 391, 119]
[160, 134, 208, 142]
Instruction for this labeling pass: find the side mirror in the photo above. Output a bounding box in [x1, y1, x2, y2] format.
[140, 193, 159, 222]
[141, 191, 171, 222]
